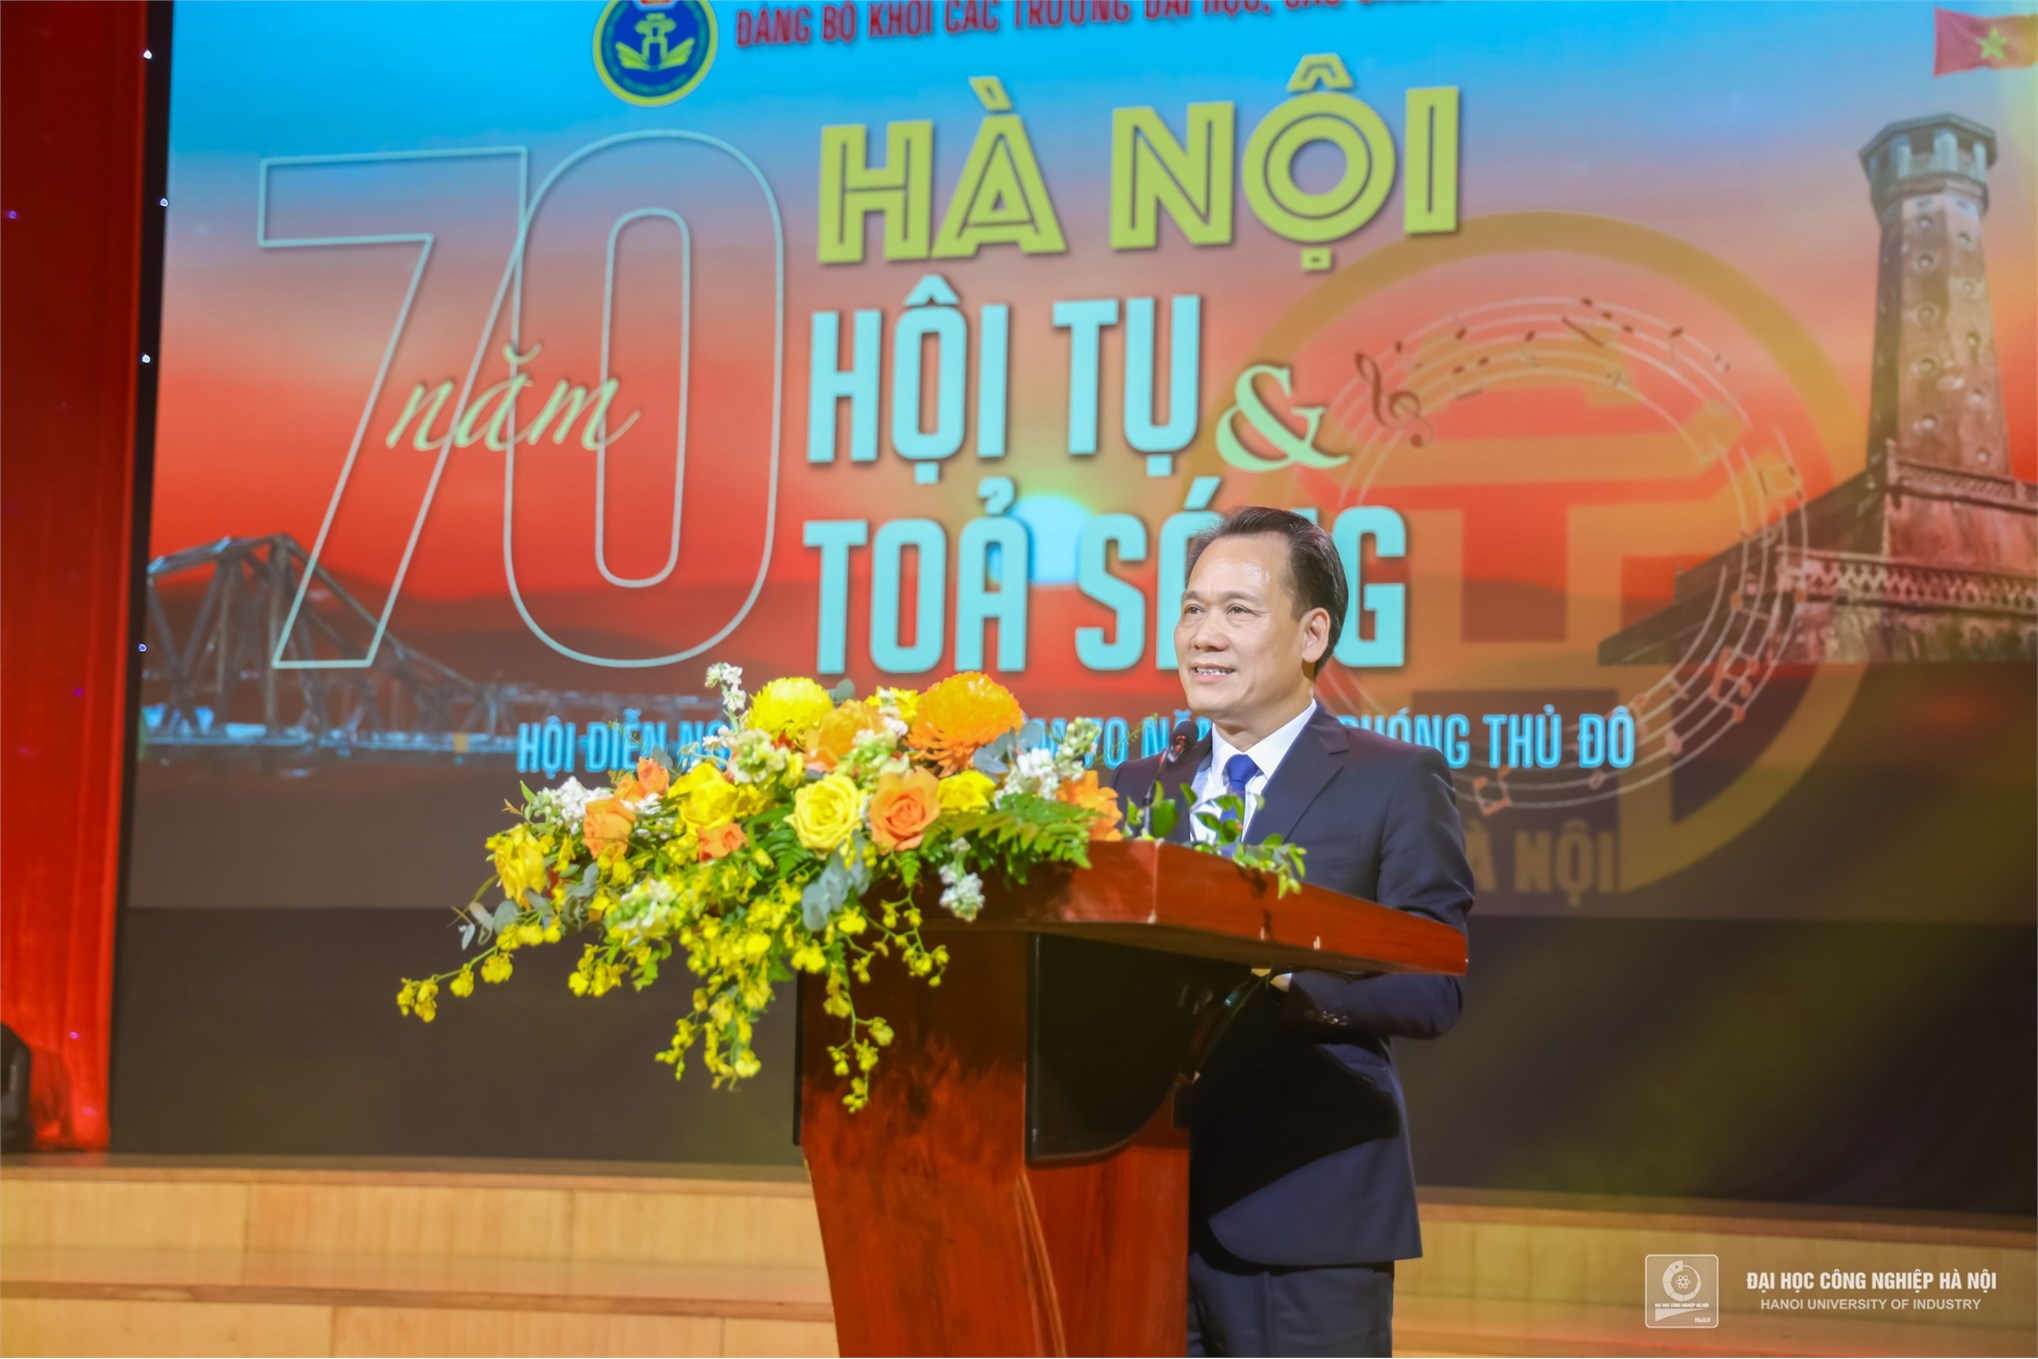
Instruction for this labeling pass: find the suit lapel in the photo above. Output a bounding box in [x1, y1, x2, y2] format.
[1247, 707, 1349, 846]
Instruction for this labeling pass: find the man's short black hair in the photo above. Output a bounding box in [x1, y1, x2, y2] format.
[1183, 506, 1348, 675]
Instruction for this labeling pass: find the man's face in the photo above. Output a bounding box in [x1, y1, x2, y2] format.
[1175, 534, 1327, 740]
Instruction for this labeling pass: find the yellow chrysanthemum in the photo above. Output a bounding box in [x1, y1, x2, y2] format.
[908, 672, 1025, 774]
[747, 677, 835, 742]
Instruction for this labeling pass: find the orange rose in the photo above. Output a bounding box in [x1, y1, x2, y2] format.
[1058, 770, 1123, 842]
[583, 796, 637, 859]
[807, 702, 888, 772]
[868, 768, 942, 851]
[697, 821, 748, 862]
[615, 756, 670, 803]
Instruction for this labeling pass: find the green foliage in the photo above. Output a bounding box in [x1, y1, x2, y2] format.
[1128, 792, 1308, 897]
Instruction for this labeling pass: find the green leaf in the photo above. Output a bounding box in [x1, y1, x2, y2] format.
[1149, 797, 1179, 840]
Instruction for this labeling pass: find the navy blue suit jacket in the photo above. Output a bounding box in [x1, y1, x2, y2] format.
[1106, 705, 1474, 1267]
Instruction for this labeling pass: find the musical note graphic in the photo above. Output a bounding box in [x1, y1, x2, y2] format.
[1563, 316, 1605, 347]
[1447, 363, 1484, 404]
[1472, 766, 1513, 816]
[1708, 646, 1759, 722]
[1352, 349, 1436, 448]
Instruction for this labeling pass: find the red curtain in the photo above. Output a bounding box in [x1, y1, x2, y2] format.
[0, 1, 151, 1149]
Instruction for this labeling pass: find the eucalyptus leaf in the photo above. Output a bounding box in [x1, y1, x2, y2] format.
[971, 729, 1018, 774]
[844, 841, 872, 894]
[460, 922, 476, 949]
[829, 678, 858, 703]
[802, 858, 851, 931]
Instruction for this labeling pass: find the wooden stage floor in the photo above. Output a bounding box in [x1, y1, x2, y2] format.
[1, 1157, 2031, 1356]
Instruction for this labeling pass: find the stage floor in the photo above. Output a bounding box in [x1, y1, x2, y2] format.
[2, 1157, 2031, 1357]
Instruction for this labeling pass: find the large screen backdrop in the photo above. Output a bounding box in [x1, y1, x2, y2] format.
[120, 1, 2036, 1197]
[138, 1, 2036, 921]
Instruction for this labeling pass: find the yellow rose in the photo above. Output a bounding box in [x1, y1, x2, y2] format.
[671, 761, 724, 797]
[936, 770, 996, 815]
[748, 677, 835, 742]
[791, 773, 866, 854]
[490, 826, 549, 905]
[679, 763, 740, 833]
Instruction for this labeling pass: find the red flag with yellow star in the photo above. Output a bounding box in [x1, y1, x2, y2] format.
[1935, 8, 2037, 73]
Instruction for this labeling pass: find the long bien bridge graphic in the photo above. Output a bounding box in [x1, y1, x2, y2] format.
[139, 535, 721, 766]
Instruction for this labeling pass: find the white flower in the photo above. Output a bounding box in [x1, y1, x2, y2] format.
[937, 863, 984, 922]
[1054, 718, 1102, 781]
[704, 663, 748, 722]
[725, 726, 795, 785]
[996, 747, 1060, 803]
[608, 877, 679, 941]
[534, 776, 598, 826]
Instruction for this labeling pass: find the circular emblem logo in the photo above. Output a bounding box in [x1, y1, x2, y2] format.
[1661, 1260, 1703, 1302]
[593, 0, 716, 107]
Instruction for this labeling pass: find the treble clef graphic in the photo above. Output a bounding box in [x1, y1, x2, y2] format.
[1353, 350, 1436, 448]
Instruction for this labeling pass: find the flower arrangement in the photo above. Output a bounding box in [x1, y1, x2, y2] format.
[397, 668, 1121, 1110]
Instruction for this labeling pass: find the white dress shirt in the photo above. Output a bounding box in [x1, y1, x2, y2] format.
[1189, 700, 1318, 845]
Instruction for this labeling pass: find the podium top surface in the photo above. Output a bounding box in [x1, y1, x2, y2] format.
[941, 839, 1466, 977]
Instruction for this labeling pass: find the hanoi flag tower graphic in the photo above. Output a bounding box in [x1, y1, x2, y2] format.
[1604, 113, 2038, 667]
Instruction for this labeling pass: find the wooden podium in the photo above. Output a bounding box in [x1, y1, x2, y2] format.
[796, 840, 1467, 1357]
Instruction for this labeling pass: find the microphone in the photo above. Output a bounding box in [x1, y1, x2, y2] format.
[1166, 718, 1199, 763]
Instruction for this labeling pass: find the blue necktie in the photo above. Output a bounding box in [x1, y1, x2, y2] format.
[1220, 752, 1260, 849]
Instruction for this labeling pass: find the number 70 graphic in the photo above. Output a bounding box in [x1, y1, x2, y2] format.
[256, 133, 784, 671]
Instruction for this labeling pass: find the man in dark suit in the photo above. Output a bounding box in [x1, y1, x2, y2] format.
[1106, 506, 1474, 1357]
